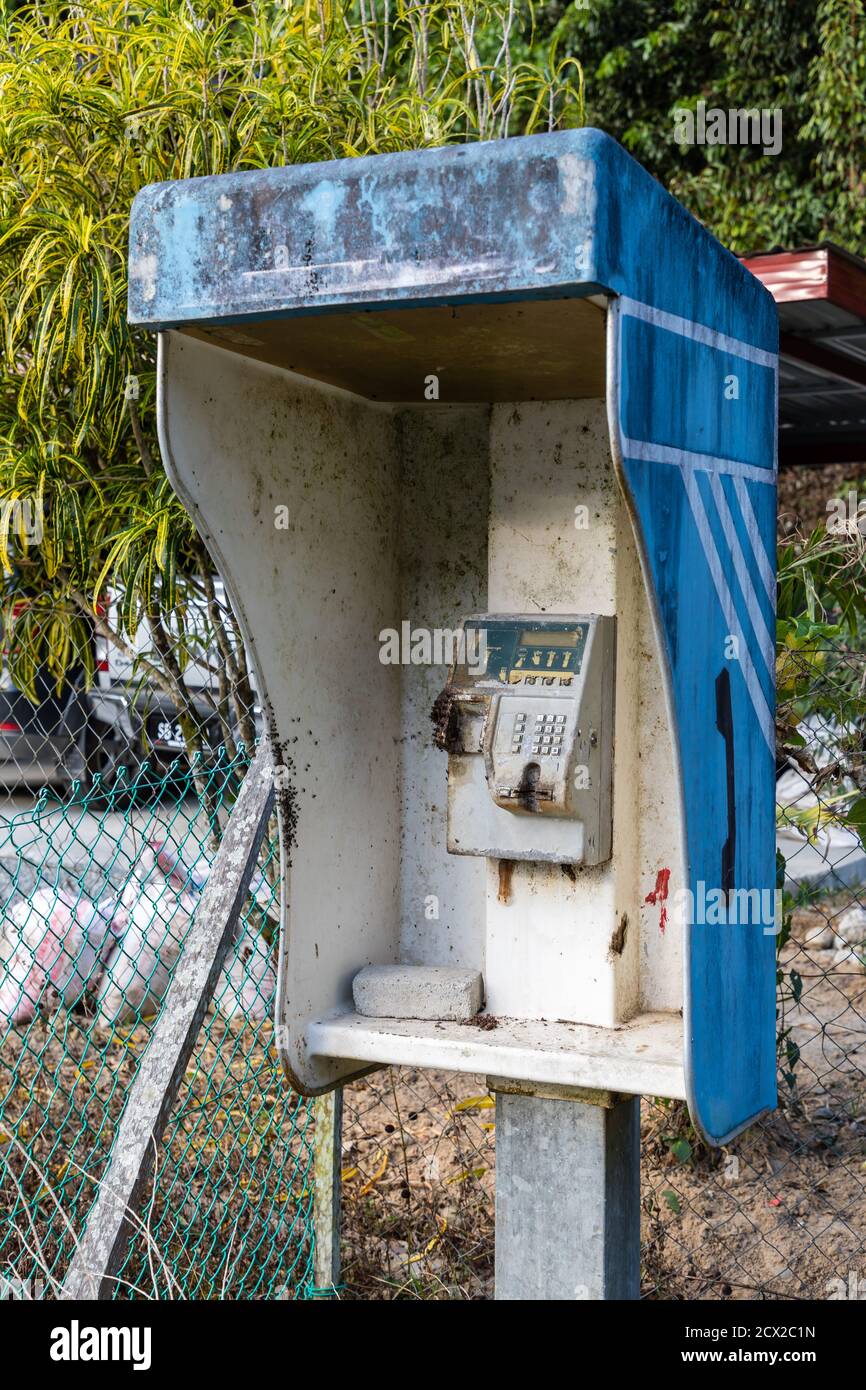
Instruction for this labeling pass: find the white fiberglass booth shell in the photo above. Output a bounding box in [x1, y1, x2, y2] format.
[129, 128, 779, 1146]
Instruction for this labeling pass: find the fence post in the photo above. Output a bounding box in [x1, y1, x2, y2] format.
[313, 1087, 343, 1296]
[492, 1082, 640, 1301]
[62, 740, 275, 1300]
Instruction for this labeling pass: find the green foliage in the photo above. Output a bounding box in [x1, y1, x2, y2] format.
[545, 0, 866, 253]
[0, 0, 581, 753]
[663, 1134, 692, 1164]
[777, 482, 866, 765]
[803, 0, 866, 249]
[776, 524, 866, 743]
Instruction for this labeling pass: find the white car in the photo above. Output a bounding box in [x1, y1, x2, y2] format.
[93, 579, 260, 777]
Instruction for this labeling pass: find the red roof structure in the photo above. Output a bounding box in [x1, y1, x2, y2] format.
[742, 243, 866, 466]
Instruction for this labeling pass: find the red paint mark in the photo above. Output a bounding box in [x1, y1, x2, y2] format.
[645, 868, 671, 933]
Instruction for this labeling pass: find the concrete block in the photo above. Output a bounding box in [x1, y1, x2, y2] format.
[352, 965, 484, 1021]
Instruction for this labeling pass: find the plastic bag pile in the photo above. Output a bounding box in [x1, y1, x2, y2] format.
[0, 839, 276, 1030]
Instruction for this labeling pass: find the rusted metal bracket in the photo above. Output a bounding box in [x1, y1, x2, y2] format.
[487, 1076, 629, 1107]
[63, 738, 275, 1300]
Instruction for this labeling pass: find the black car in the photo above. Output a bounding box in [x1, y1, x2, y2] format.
[0, 662, 140, 792]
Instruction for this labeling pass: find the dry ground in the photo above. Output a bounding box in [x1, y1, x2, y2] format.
[0, 1013, 314, 1299]
[339, 901, 866, 1301]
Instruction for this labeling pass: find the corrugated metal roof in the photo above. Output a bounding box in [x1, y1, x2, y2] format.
[742, 244, 866, 463]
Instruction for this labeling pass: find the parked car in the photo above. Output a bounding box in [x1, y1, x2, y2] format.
[0, 661, 88, 789]
[0, 660, 137, 791]
[0, 575, 261, 795]
[95, 579, 260, 776]
[0, 579, 259, 794]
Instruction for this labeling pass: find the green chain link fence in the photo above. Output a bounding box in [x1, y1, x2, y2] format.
[4, 567, 865, 1302]
[0, 749, 315, 1299]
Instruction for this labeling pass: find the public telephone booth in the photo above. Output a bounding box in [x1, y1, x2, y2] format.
[129, 128, 779, 1298]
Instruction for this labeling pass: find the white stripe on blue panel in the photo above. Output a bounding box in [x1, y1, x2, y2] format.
[619, 435, 775, 485]
[618, 296, 778, 370]
[707, 473, 775, 676]
[681, 467, 776, 755]
[732, 476, 776, 606]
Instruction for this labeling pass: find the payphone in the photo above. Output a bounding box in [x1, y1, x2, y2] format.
[434, 614, 615, 864]
[129, 125, 779, 1155]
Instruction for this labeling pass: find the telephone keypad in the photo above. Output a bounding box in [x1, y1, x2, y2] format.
[511, 708, 568, 758]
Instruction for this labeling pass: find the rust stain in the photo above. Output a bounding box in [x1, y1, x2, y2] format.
[609, 912, 628, 956]
[645, 868, 671, 933]
[497, 859, 515, 905]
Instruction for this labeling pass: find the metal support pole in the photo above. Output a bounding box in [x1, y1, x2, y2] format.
[312, 1087, 343, 1296]
[493, 1084, 640, 1301]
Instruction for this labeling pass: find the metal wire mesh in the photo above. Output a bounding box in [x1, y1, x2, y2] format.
[338, 632, 866, 1300]
[3, 477, 865, 1301]
[340, 1070, 495, 1299]
[0, 753, 315, 1300]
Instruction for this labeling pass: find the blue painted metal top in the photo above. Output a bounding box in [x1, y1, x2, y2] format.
[129, 128, 778, 1145]
[128, 128, 775, 347]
